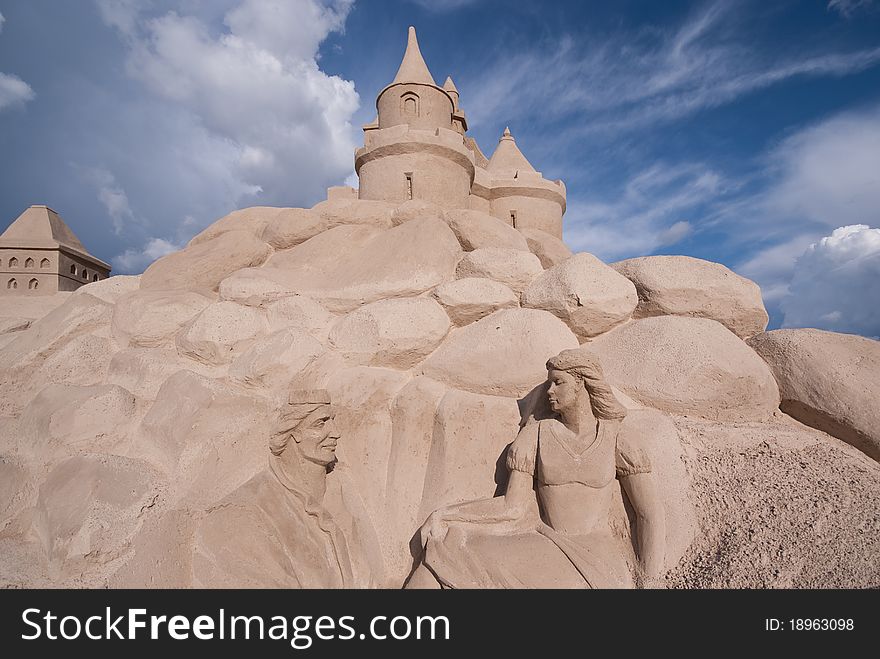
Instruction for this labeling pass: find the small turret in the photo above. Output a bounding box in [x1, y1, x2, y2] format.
[481, 127, 566, 238]
[444, 76, 468, 134]
[487, 127, 536, 177]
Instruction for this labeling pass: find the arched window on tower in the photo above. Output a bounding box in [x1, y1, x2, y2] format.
[9, 257, 18, 268]
[82, 269, 88, 279]
[93, 274, 99, 282]
[25, 257, 35, 268]
[29, 279, 38, 290]
[401, 92, 419, 117]
[40, 258, 50, 268]
[70, 264, 77, 275]
[7, 278, 17, 290]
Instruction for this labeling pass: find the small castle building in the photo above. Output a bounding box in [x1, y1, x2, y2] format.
[0, 205, 111, 295]
[351, 27, 566, 238]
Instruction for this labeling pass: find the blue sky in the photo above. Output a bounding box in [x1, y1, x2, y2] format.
[1, 0, 879, 335]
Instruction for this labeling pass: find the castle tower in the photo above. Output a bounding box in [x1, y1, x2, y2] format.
[355, 27, 475, 209]
[0, 205, 111, 295]
[443, 76, 468, 135]
[480, 128, 566, 238]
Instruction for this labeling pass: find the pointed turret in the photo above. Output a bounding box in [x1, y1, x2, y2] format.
[443, 76, 459, 109]
[487, 127, 536, 176]
[391, 26, 436, 86]
[375, 27, 456, 133]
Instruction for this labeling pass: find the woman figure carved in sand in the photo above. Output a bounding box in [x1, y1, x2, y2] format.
[407, 346, 665, 588]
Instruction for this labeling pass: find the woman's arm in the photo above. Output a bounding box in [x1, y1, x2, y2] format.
[419, 425, 539, 546]
[420, 469, 535, 546]
[620, 472, 666, 581]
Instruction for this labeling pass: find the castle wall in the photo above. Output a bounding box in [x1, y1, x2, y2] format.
[467, 194, 492, 214]
[1, 248, 60, 295]
[358, 151, 473, 209]
[490, 194, 564, 239]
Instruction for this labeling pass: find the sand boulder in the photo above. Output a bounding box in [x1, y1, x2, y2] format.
[175, 301, 268, 366]
[260, 208, 328, 249]
[230, 328, 324, 388]
[0, 317, 30, 335]
[612, 255, 769, 339]
[265, 295, 335, 342]
[141, 230, 272, 294]
[188, 206, 282, 246]
[33, 455, 161, 572]
[0, 294, 112, 372]
[265, 218, 461, 313]
[218, 268, 297, 307]
[591, 316, 779, 421]
[329, 297, 450, 368]
[456, 247, 543, 293]
[112, 289, 212, 349]
[421, 308, 579, 397]
[72, 275, 141, 305]
[444, 209, 530, 252]
[391, 199, 444, 226]
[748, 329, 880, 461]
[519, 228, 572, 268]
[522, 253, 638, 338]
[432, 278, 519, 326]
[312, 198, 395, 229]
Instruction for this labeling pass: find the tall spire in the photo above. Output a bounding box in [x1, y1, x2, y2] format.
[391, 26, 436, 86]
[487, 127, 536, 175]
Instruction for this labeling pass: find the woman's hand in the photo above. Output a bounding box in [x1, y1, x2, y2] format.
[419, 509, 449, 548]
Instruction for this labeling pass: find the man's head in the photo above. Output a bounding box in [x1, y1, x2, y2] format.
[270, 389, 340, 467]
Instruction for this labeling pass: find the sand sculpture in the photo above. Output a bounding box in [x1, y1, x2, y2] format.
[0, 205, 111, 296]
[0, 27, 877, 589]
[408, 347, 664, 589]
[192, 389, 378, 587]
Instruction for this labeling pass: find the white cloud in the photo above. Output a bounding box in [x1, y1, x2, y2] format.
[732, 104, 880, 321]
[113, 236, 182, 273]
[406, 0, 479, 11]
[94, 0, 144, 38]
[563, 162, 724, 261]
[79, 166, 137, 234]
[779, 225, 880, 336]
[828, 0, 876, 18]
[0, 73, 35, 111]
[93, 0, 359, 271]
[760, 106, 880, 235]
[464, 0, 880, 134]
[0, 13, 36, 111]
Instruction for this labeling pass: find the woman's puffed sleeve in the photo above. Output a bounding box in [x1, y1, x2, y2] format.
[614, 416, 652, 478]
[506, 422, 539, 475]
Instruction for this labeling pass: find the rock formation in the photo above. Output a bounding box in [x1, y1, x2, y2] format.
[0, 27, 876, 589]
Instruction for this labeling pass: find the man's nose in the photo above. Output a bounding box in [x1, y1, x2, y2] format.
[327, 419, 341, 439]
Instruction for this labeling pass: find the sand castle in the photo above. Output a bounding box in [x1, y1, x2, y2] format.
[350, 27, 566, 239]
[0, 27, 877, 589]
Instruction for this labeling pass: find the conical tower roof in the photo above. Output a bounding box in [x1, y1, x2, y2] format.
[443, 76, 459, 94]
[487, 127, 536, 176]
[0, 205, 87, 251]
[390, 26, 436, 86]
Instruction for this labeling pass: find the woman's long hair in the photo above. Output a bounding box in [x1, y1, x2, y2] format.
[546, 347, 627, 420]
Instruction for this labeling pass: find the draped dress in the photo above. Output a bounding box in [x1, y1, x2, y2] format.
[422, 415, 651, 589]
